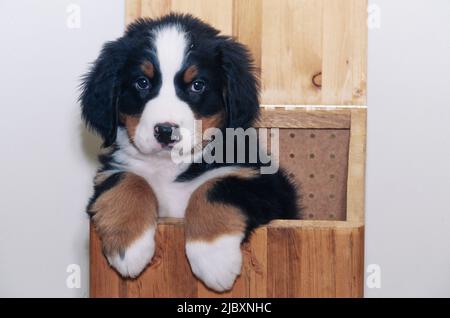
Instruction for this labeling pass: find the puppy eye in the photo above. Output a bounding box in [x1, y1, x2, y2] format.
[135, 77, 150, 90]
[190, 80, 206, 94]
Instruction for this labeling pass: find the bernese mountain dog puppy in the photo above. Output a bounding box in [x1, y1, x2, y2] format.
[81, 13, 300, 292]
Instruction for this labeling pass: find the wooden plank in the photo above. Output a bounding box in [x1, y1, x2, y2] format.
[247, 227, 268, 297]
[140, 0, 172, 20]
[126, 220, 198, 297]
[125, 0, 142, 25]
[89, 224, 121, 297]
[261, 0, 323, 105]
[171, 0, 233, 35]
[157, 218, 364, 229]
[232, 0, 262, 72]
[267, 225, 364, 297]
[197, 227, 267, 298]
[322, 0, 353, 104]
[322, 0, 368, 105]
[351, 0, 368, 105]
[334, 226, 365, 297]
[268, 219, 363, 228]
[134, 0, 233, 34]
[255, 108, 351, 129]
[346, 108, 367, 223]
[91, 220, 363, 297]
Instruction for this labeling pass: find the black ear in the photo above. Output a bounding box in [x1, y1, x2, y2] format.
[80, 39, 128, 147]
[220, 38, 260, 129]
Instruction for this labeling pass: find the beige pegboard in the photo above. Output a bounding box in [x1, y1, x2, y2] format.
[265, 128, 350, 221]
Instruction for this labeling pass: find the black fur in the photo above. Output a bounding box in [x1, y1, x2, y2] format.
[80, 40, 125, 147]
[208, 169, 300, 238]
[219, 38, 260, 128]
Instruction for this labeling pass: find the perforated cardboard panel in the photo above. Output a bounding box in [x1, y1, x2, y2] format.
[264, 128, 350, 221]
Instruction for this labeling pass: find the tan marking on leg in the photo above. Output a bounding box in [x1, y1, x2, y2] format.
[90, 173, 158, 255]
[183, 65, 198, 83]
[185, 168, 258, 242]
[141, 60, 154, 79]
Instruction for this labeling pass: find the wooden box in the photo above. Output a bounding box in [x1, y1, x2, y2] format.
[90, 0, 367, 298]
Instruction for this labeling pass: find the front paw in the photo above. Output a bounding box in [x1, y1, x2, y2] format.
[105, 227, 156, 278]
[186, 234, 243, 292]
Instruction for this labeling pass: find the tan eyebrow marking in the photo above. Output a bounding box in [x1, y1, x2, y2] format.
[141, 60, 154, 79]
[183, 65, 198, 83]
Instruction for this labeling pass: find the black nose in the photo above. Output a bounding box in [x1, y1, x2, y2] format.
[154, 123, 181, 145]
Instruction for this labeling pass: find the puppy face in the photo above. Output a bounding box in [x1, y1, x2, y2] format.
[81, 14, 259, 157]
[120, 26, 226, 155]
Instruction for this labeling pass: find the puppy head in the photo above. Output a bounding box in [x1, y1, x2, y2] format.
[80, 14, 259, 155]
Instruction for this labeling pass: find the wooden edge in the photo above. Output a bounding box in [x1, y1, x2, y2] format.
[157, 217, 363, 229]
[89, 222, 122, 297]
[345, 108, 367, 223]
[90, 221, 364, 297]
[255, 107, 352, 129]
[158, 217, 184, 225]
[89, 223, 94, 297]
[267, 219, 363, 228]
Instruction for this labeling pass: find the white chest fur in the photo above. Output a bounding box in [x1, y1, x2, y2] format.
[112, 129, 237, 218]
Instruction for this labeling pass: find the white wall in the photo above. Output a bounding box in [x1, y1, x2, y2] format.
[0, 0, 449, 297]
[0, 0, 124, 297]
[365, 0, 450, 297]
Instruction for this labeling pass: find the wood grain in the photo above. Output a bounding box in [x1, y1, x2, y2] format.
[346, 108, 367, 223]
[127, 0, 233, 34]
[171, 0, 233, 35]
[90, 224, 121, 297]
[232, 0, 263, 72]
[267, 224, 364, 297]
[140, 0, 171, 20]
[90, 220, 364, 297]
[255, 108, 351, 129]
[321, 0, 368, 105]
[125, 0, 367, 105]
[125, 0, 141, 25]
[261, 0, 323, 105]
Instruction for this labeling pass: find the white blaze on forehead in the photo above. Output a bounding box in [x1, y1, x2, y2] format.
[133, 25, 194, 155]
[154, 25, 188, 84]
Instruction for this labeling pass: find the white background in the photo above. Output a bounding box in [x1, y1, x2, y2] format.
[0, 0, 449, 297]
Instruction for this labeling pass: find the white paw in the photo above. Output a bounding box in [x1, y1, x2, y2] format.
[186, 234, 243, 292]
[106, 227, 156, 278]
